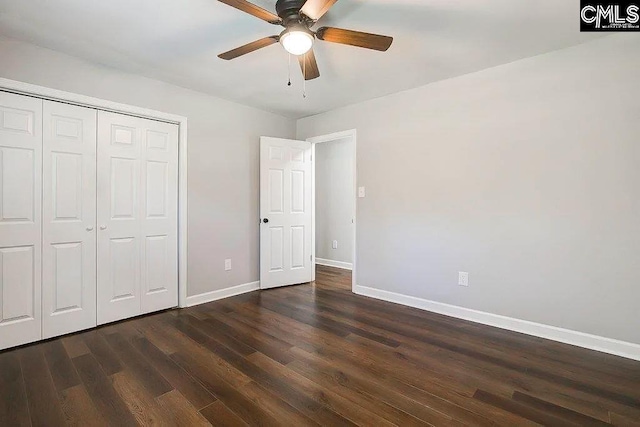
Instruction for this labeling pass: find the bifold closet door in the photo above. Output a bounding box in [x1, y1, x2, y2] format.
[0, 92, 42, 350]
[42, 101, 97, 339]
[97, 111, 178, 325]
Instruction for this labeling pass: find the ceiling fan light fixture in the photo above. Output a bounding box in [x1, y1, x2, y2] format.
[280, 27, 314, 56]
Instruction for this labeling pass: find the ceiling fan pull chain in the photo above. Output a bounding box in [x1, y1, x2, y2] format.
[303, 52, 307, 98]
[287, 53, 292, 87]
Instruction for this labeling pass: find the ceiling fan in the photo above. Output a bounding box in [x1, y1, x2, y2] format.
[216, 0, 394, 80]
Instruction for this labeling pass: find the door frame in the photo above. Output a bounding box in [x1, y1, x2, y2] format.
[0, 77, 190, 308]
[306, 129, 357, 291]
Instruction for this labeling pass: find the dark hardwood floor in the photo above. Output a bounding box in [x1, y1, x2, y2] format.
[1, 265, 640, 426]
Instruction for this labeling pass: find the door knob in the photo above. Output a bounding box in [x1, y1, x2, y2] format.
[263, 218, 269, 223]
[86, 226, 94, 231]
[100, 225, 107, 230]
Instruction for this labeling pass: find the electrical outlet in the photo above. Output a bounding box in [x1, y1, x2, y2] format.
[225, 259, 232, 271]
[458, 272, 469, 287]
[332, 240, 338, 249]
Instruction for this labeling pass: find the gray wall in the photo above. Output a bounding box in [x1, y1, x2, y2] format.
[315, 137, 354, 264]
[0, 36, 296, 298]
[297, 35, 640, 345]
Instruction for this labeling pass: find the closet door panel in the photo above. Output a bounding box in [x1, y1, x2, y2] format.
[98, 112, 178, 324]
[0, 92, 42, 350]
[141, 122, 178, 313]
[97, 112, 142, 324]
[42, 101, 97, 339]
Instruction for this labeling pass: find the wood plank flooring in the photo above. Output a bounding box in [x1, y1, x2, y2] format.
[1, 265, 639, 426]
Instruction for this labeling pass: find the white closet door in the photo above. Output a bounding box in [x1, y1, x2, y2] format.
[139, 117, 178, 314]
[0, 92, 42, 350]
[97, 111, 178, 324]
[42, 101, 97, 339]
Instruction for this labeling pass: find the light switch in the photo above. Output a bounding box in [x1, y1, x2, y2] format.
[358, 187, 366, 198]
[332, 240, 338, 249]
[225, 259, 232, 271]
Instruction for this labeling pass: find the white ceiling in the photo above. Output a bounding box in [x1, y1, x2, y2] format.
[0, 0, 602, 118]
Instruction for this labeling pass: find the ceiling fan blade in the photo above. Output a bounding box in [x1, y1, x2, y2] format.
[300, 0, 338, 21]
[217, 0, 282, 24]
[316, 27, 393, 51]
[218, 36, 279, 60]
[298, 49, 320, 80]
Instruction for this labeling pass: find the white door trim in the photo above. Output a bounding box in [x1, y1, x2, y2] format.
[306, 129, 357, 291]
[0, 77, 189, 308]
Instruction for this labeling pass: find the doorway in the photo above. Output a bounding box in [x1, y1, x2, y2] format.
[308, 130, 357, 291]
[258, 131, 356, 291]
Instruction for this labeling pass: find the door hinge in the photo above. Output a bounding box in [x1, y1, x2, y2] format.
[310, 255, 313, 261]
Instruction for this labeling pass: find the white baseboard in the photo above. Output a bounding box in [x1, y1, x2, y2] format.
[316, 258, 353, 271]
[353, 285, 640, 362]
[185, 281, 260, 308]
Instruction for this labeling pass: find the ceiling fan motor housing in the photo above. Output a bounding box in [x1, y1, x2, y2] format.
[276, 0, 308, 25]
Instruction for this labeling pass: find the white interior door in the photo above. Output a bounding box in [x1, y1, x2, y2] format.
[260, 137, 312, 289]
[0, 91, 42, 350]
[42, 101, 97, 339]
[97, 111, 178, 324]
